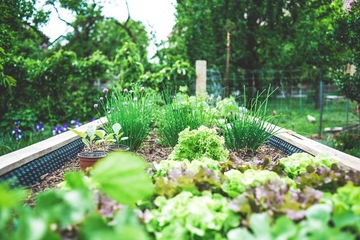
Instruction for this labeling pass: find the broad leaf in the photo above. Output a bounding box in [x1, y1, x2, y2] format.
[91, 152, 154, 205]
[112, 123, 121, 135]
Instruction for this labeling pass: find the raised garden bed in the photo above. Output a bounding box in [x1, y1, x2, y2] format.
[1, 118, 359, 188]
[1, 118, 360, 239]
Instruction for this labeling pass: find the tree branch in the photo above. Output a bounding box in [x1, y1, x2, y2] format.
[46, 1, 73, 27]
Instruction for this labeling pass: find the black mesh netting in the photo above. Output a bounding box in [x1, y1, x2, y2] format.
[0, 135, 304, 187]
[0, 139, 84, 187]
[265, 136, 304, 155]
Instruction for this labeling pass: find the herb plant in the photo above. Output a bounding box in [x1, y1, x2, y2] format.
[218, 86, 280, 152]
[97, 86, 156, 151]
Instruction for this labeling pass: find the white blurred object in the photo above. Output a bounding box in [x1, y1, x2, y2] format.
[239, 107, 248, 114]
[342, 0, 357, 10]
[307, 115, 316, 122]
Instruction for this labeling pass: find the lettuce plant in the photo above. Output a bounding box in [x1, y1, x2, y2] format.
[279, 153, 338, 178]
[168, 125, 229, 162]
[145, 191, 240, 239]
[153, 157, 221, 177]
[227, 204, 356, 240]
[221, 169, 292, 198]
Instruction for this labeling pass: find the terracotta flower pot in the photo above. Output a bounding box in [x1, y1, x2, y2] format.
[78, 150, 106, 172]
[106, 144, 130, 152]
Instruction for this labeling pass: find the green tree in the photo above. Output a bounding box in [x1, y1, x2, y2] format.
[45, 0, 150, 61]
[0, 0, 50, 59]
[333, 1, 360, 108]
[170, 0, 345, 98]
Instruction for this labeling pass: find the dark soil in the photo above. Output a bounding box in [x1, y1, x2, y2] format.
[25, 138, 287, 205]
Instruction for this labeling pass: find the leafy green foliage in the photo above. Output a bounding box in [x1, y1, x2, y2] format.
[1, 50, 105, 128]
[221, 169, 290, 198]
[152, 158, 221, 178]
[0, 151, 153, 239]
[331, 181, 360, 215]
[333, 2, 360, 103]
[0, 0, 50, 59]
[114, 42, 145, 89]
[220, 152, 286, 176]
[331, 130, 360, 158]
[145, 191, 240, 239]
[171, 0, 344, 91]
[295, 163, 360, 193]
[152, 165, 225, 199]
[279, 153, 338, 178]
[168, 125, 229, 162]
[229, 178, 323, 220]
[140, 60, 195, 92]
[91, 151, 154, 206]
[69, 124, 117, 152]
[111, 123, 128, 144]
[228, 204, 357, 240]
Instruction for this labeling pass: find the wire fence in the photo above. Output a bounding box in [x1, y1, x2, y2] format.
[205, 68, 360, 135]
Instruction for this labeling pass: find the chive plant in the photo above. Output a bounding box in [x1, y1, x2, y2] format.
[97, 86, 157, 151]
[218, 86, 280, 152]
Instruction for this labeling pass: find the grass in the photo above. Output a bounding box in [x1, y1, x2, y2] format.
[267, 97, 359, 137]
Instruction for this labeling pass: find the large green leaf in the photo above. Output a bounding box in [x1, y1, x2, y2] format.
[90, 152, 154, 205]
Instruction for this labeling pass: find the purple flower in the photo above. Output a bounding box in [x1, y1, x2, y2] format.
[14, 120, 20, 126]
[94, 103, 99, 108]
[34, 123, 45, 132]
[89, 118, 97, 122]
[71, 120, 82, 128]
[141, 87, 145, 91]
[52, 124, 68, 136]
[52, 126, 61, 136]
[124, 89, 128, 93]
[103, 88, 109, 93]
[100, 97, 104, 101]
[61, 124, 69, 132]
[12, 127, 22, 141]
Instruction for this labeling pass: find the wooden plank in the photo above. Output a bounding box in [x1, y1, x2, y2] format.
[270, 124, 360, 171]
[195, 60, 207, 95]
[0, 117, 108, 176]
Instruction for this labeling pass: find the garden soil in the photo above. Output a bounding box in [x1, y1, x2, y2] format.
[25, 137, 288, 206]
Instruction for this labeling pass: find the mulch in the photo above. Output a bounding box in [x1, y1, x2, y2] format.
[24, 138, 287, 206]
